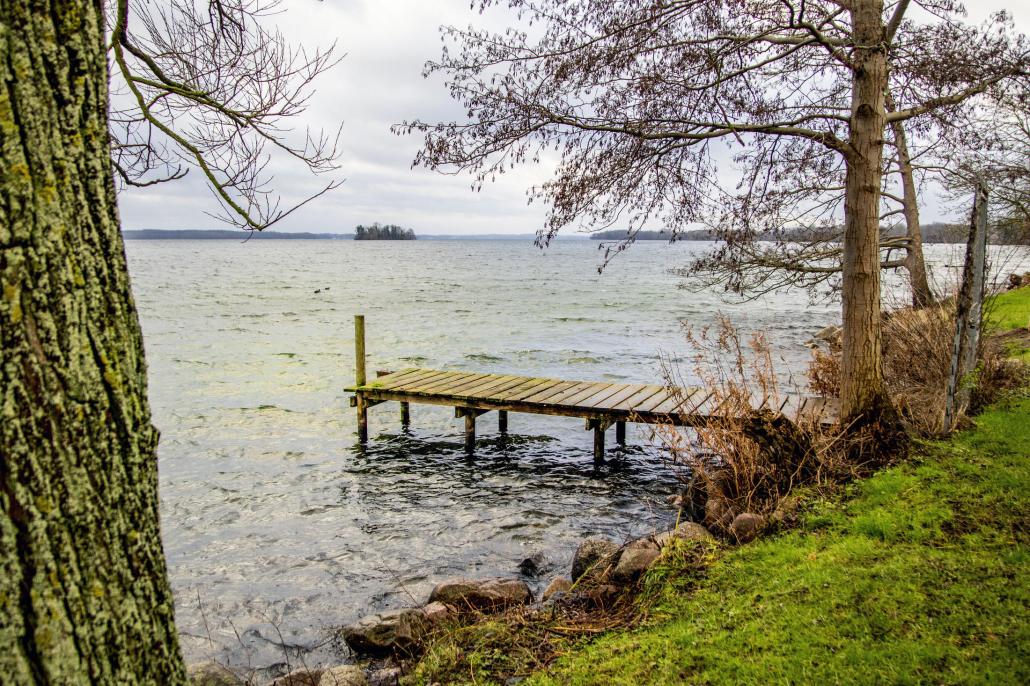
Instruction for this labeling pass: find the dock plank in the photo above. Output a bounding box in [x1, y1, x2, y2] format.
[350, 366, 837, 449]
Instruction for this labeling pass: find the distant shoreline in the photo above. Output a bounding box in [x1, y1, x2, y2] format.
[121, 229, 588, 241]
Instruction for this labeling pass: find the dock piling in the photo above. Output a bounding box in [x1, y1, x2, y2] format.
[498, 410, 508, 433]
[355, 315, 367, 442]
[615, 420, 626, 446]
[464, 412, 476, 453]
[400, 401, 410, 427]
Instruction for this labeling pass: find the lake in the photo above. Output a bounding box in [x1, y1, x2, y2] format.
[124, 238, 1021, 674]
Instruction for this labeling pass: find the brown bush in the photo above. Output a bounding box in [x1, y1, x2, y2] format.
[807, 301, 1027, 435]
[650, 319, 842, 532]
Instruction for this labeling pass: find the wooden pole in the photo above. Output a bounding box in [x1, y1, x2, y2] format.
[593, 421, 605, 463]
[354, 315, 366, 387]
[355, 315, 367, 442]
[498, 410, 508, 433]
[615, 420, 626, 446]
[944, 184, 989, 431]
[400, 401, 410, 428]
[464, 411, 476, 453]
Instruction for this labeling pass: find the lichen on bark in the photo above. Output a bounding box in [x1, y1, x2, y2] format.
[0, 0, 186, 682]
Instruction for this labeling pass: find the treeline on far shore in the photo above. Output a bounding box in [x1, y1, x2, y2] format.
[591, 222, 1030, 245]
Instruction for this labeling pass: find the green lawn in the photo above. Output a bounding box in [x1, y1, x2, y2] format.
[531, 395, 1030, 685]
[529, 288, 1030, 685]
[989, 286, 1030, 332]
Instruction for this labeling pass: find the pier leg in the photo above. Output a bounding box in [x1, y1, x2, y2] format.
[354, 315, 367, 442]
[400, 401, 410, 428]
[357, 395, 368, 443]
[615, 420, 626, 447]
[498, 410, 508, 434]
[593, 422, 605, 463]
[464, 412, 476, 453]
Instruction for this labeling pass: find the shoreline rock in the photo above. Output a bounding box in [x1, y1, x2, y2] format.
[428, 577, 533, 611]
[571, 538, 620, 581]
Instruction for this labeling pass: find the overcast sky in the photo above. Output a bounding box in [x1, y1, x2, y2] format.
[117, 0, 1027, 235]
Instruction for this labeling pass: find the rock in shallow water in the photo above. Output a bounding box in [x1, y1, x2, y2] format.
[270, 667, 323, 686]
[542, 576, 573, 601]
[428, 577, 533, 611]
[187, 661, 242, 686]
[318, 665, 367, 686]
[570, 538, 620, 581]
[341, 608, 430, 656]
[518, 552, 549, 577]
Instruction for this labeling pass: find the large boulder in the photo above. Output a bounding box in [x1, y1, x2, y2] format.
[341, 607, 430, 656]
[653, 521, 716, 548]
[271, 668, 323, 686]
[318, 666, 368, 686]
[367, 667, 401, 686]
[428, 577, 533, 611]
[570, 538, 619, 581]
[187, 661, 242, 686]
[611, 540, 661, 583]
[542, 576, 573, 601]
[729, 512, 765, 544]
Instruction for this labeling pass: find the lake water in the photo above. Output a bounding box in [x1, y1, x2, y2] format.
[124, 238, 1024, 675]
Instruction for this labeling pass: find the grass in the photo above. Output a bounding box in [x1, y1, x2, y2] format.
[988, 286, 1030, 332]
[402, 288, 1030, 685]
[529, 395, 1029, 685]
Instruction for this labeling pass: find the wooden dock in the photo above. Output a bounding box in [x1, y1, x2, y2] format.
[345, 316, 836, 461]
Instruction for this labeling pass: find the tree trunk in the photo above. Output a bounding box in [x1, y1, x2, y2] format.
[886, 95, 934, 308]
[840, 0, 893, 421]
[0, 0, 186, 683]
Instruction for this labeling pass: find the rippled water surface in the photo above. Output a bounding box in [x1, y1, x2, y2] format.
[124, 238, 1017, 673]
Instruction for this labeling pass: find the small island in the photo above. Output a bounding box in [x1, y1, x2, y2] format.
[355, 223, 416, 240]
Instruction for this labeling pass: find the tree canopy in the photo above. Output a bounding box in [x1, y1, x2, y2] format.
[400, 0, 1028, 421]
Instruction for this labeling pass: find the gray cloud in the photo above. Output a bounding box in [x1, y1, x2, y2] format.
[117, 0, 1026, 235]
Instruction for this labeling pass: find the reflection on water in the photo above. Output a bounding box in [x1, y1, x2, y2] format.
[125, 238, 1023, 672]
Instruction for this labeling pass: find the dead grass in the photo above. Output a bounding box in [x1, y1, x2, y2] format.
[649, 319, 843, 531]
[808, 301, 1027, 435]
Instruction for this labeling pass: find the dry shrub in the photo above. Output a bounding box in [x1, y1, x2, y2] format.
[650, 319, 840, 533]
[807, 301, 1027, 435]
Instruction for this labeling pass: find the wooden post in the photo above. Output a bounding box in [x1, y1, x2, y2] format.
[498, 410, 508, 433]
[615, 420, 626, 446]
[356, 396, 368, 443]
[944, 184, 989, 431]
[354, 315, 367, 442]
[464, 411, 476, 453]
[400, 401, 410, 428]
[354, 315, 366, 387]
[593, 422, 605, 463]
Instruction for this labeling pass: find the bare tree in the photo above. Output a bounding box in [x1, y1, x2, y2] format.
[936, 83, 1030, 244]
[400, 0, 1027, 424]
[109, 0, 344, 229]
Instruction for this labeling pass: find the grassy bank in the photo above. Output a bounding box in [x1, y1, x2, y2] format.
[405, 288, 1030, 685]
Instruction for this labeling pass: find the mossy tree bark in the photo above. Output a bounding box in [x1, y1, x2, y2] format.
[0, 0, 186, 683]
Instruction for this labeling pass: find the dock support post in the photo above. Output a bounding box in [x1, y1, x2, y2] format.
[615, 420, 626, 446]
[357, 396, 368, 443]
[464, 412, 476, 453]
[593, 423, 605, 462]
[498, 410, 508, 433]
[354, 315, 367, 442]
[400, 401, 410, 428]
